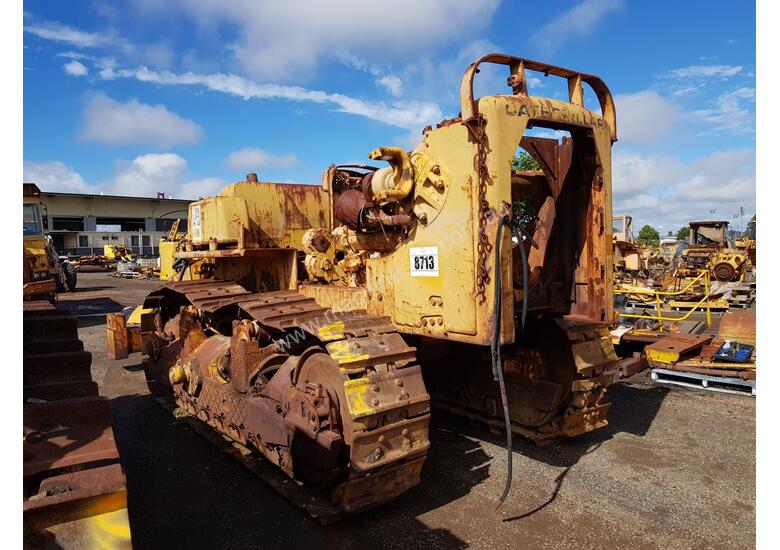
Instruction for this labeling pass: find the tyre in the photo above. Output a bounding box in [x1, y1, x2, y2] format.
[63, 262, 78, 291]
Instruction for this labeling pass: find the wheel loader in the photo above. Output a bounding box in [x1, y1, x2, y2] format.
[140, 54, 619, 517]
[23, 184, 77, 298]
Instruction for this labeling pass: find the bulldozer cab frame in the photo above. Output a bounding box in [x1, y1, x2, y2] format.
[404, 53, 616, 343]
[688, 220, 730, 248]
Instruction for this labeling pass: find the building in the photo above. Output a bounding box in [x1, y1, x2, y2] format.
[29, 185, 192, 257]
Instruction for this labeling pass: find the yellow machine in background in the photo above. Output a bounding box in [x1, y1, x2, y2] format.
[677, 221, 749, 282]
[140, 54, 620, 514]
[23, 183, 77, 298]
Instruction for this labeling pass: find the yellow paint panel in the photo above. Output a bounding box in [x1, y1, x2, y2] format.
[127, 306, 153, 326]
[318, 321, 345, 342]
[646, 348, 679, 364]
[325, 340, 370, 365]
[343, 377, 375, 417]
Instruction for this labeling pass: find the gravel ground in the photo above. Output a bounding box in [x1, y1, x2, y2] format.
[60, 272, 756, 549]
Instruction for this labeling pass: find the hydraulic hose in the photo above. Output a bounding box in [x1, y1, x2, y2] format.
[491, 214, 531, 508]
[174, 258, 191, 281]
[491, 215, 512, 507]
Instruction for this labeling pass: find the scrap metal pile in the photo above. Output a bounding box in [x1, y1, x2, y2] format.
[610, 216, 757, 395]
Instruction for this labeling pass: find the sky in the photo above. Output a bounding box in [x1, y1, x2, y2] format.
[22, 0, 756, 235]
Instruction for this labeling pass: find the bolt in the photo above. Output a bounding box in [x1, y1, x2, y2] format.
[371, 384, 380, 392]
[419, 212, 428, 224]
[399, 392, 409, 400]
[402, 428, 409, 436]
[422, 318, 428, 326]
[431, 165, 441, 175]
[395, 379, 404, 387]
[378, 435, 385, 443]
[371, 398, 380, 406]
[437, 318, 444, 326]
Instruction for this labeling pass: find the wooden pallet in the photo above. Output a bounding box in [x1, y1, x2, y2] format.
[651, 368, 756, 396]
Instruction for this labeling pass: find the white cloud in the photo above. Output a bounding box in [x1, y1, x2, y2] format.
[665, 65, 743, 79]
[224, 148, 301, 172]
[102, 153, 225, 199]
[532, 0, 623, 54]
[23, 161, 93, 193]
[24, 21, 108, 48]
[57, 51, 94, 61]
[376, 75, 403, 97]
[614, 90, 683, 144]
[25, 154, 225, 199]
[612, 148, 755, 233]
[80, 92, 204, 147]
[338, 53, 383, 77]
[109, 66, 442, 129]
[145, 0, 501, 80]
[105, 153, 189, 196]
[64, 60, 88, 76]
[693, 87, 755, 133]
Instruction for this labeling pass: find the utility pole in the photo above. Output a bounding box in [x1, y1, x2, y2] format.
[739, 206, 744, 235]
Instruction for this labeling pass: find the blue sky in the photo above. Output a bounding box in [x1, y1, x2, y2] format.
[22, 0, 755, 234]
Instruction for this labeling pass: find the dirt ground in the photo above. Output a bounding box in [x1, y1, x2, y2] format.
[59, 272, 756, 549]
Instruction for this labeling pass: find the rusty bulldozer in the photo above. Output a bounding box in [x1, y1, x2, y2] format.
[140, 54, 620, 519]
[677, 220, 751, 282]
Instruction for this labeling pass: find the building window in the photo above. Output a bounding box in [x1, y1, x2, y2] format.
[78, 235, 89, 247]
[142, 235, 151, 246]
[155, 218, 186, 232]
[52, 217, 85, 231]
[96, 217, 145, 231]
[101, 236, 109, 241]
[130, 235, 140, 246]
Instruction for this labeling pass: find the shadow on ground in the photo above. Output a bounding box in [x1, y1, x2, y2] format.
[109, 376, 667, 548]
[57, 297, 125, 328]
[111, 392, 469, 549]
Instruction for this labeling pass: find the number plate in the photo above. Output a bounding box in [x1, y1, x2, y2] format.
[410, 247, 439, 277]
[191, 205, 201, 241]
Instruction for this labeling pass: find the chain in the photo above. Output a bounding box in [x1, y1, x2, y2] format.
[469, 116, 492, 304]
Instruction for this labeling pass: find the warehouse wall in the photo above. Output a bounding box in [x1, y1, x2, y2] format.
[38, 192, 191, 257]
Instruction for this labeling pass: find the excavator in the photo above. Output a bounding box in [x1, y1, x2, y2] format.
[140, 54, 619, 518]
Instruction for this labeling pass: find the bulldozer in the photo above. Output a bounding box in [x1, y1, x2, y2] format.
[677, 220, 750, 282]
[140, 54, 619, 517]
[23, 183, 131, 546]
[23, 183, 77, 298]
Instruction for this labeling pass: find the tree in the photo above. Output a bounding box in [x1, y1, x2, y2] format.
[512, 151, 540, 171]
[637, 224, 660, 246]
[676, 226, 690, 242]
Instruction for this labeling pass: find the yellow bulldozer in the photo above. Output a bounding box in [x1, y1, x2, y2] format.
[677, 220, 750, 282]
[23, 183, 131, 546]
[23, 183, 77, 298]
[140, 54, 619, 517]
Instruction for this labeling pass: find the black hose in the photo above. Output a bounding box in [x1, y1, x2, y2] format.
[491, 215, 532, 508]
[515, 225, 531, 334]
[491, 215, 513, 507]
[174, 259, 190, 281]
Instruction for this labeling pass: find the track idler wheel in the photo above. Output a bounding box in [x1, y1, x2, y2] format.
[290, 351, 347, 490]
[713, 261, 737, 282]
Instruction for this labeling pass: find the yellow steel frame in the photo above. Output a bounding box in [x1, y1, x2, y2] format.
[614, 270, 712, 330]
